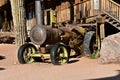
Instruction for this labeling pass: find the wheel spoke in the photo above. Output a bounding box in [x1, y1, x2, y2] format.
[23, 47, 36, 63]
[50, 42, 69, 65]
[31, 47, 36, 54]
[27, 58, 35, 63]
[58, 46, 68, 64]
[18, 43, 38, 64]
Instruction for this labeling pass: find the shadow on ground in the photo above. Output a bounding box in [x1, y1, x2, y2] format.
[0, 56, 6, 60]
[0, 68, 6, 71]
[89, 70, 120, 80]
[68, 60, 79, 64]
[0, 56, 6, 71]
[33, 55, 80, 64]
[34, 59, 79, 65]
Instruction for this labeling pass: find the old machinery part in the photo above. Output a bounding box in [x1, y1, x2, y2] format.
[72, 26, 86, 36]
[45, 45, 53, 53]
[83, 31, 96, 56]
[30, 25, 47, 45]
[18, 43, 38, 64]
[35, 0, 43, 25]
[50, 42, 69, 65]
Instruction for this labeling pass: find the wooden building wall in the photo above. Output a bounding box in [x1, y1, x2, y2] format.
[53, 0, 95, 24]
[56, 1, 70, 23]
[0, 0, 99, 30]
[0, 0, 112, 30]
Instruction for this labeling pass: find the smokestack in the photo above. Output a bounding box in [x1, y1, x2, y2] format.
[35, 0, 43, 25]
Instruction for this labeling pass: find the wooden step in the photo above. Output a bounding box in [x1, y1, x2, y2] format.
[117, 24, 120, 27]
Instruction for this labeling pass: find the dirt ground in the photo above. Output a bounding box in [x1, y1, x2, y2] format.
[0, 44, 120, 80]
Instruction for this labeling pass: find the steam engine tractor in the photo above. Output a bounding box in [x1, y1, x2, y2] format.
[18, 23, 100, 65]
[17, 0, 100, 65]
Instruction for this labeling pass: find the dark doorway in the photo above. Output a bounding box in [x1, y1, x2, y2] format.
[47, 11, 50, 25]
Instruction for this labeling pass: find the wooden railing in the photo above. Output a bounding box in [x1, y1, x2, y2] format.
[74, 0, 120, 23]
[101, 0, 120, 22]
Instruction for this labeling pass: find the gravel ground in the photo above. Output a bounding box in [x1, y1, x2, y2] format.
[0, 44, 120, 80]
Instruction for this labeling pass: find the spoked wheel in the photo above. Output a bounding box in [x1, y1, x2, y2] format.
[50, 42, 69, 65]
[18, 43, 37, 64]
[83, 31, 96, 56]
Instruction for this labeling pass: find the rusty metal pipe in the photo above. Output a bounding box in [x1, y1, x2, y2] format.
[35, 0, 43, 25]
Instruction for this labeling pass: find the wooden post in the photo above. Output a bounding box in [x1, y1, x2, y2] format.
[10, 0, 27, 49]
[100, 24, 105, 41]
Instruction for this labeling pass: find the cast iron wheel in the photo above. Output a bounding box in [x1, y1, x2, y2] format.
[50, 42, 69, 65]
[83, 31, 96, 56]
[18, 43, 37, 64]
